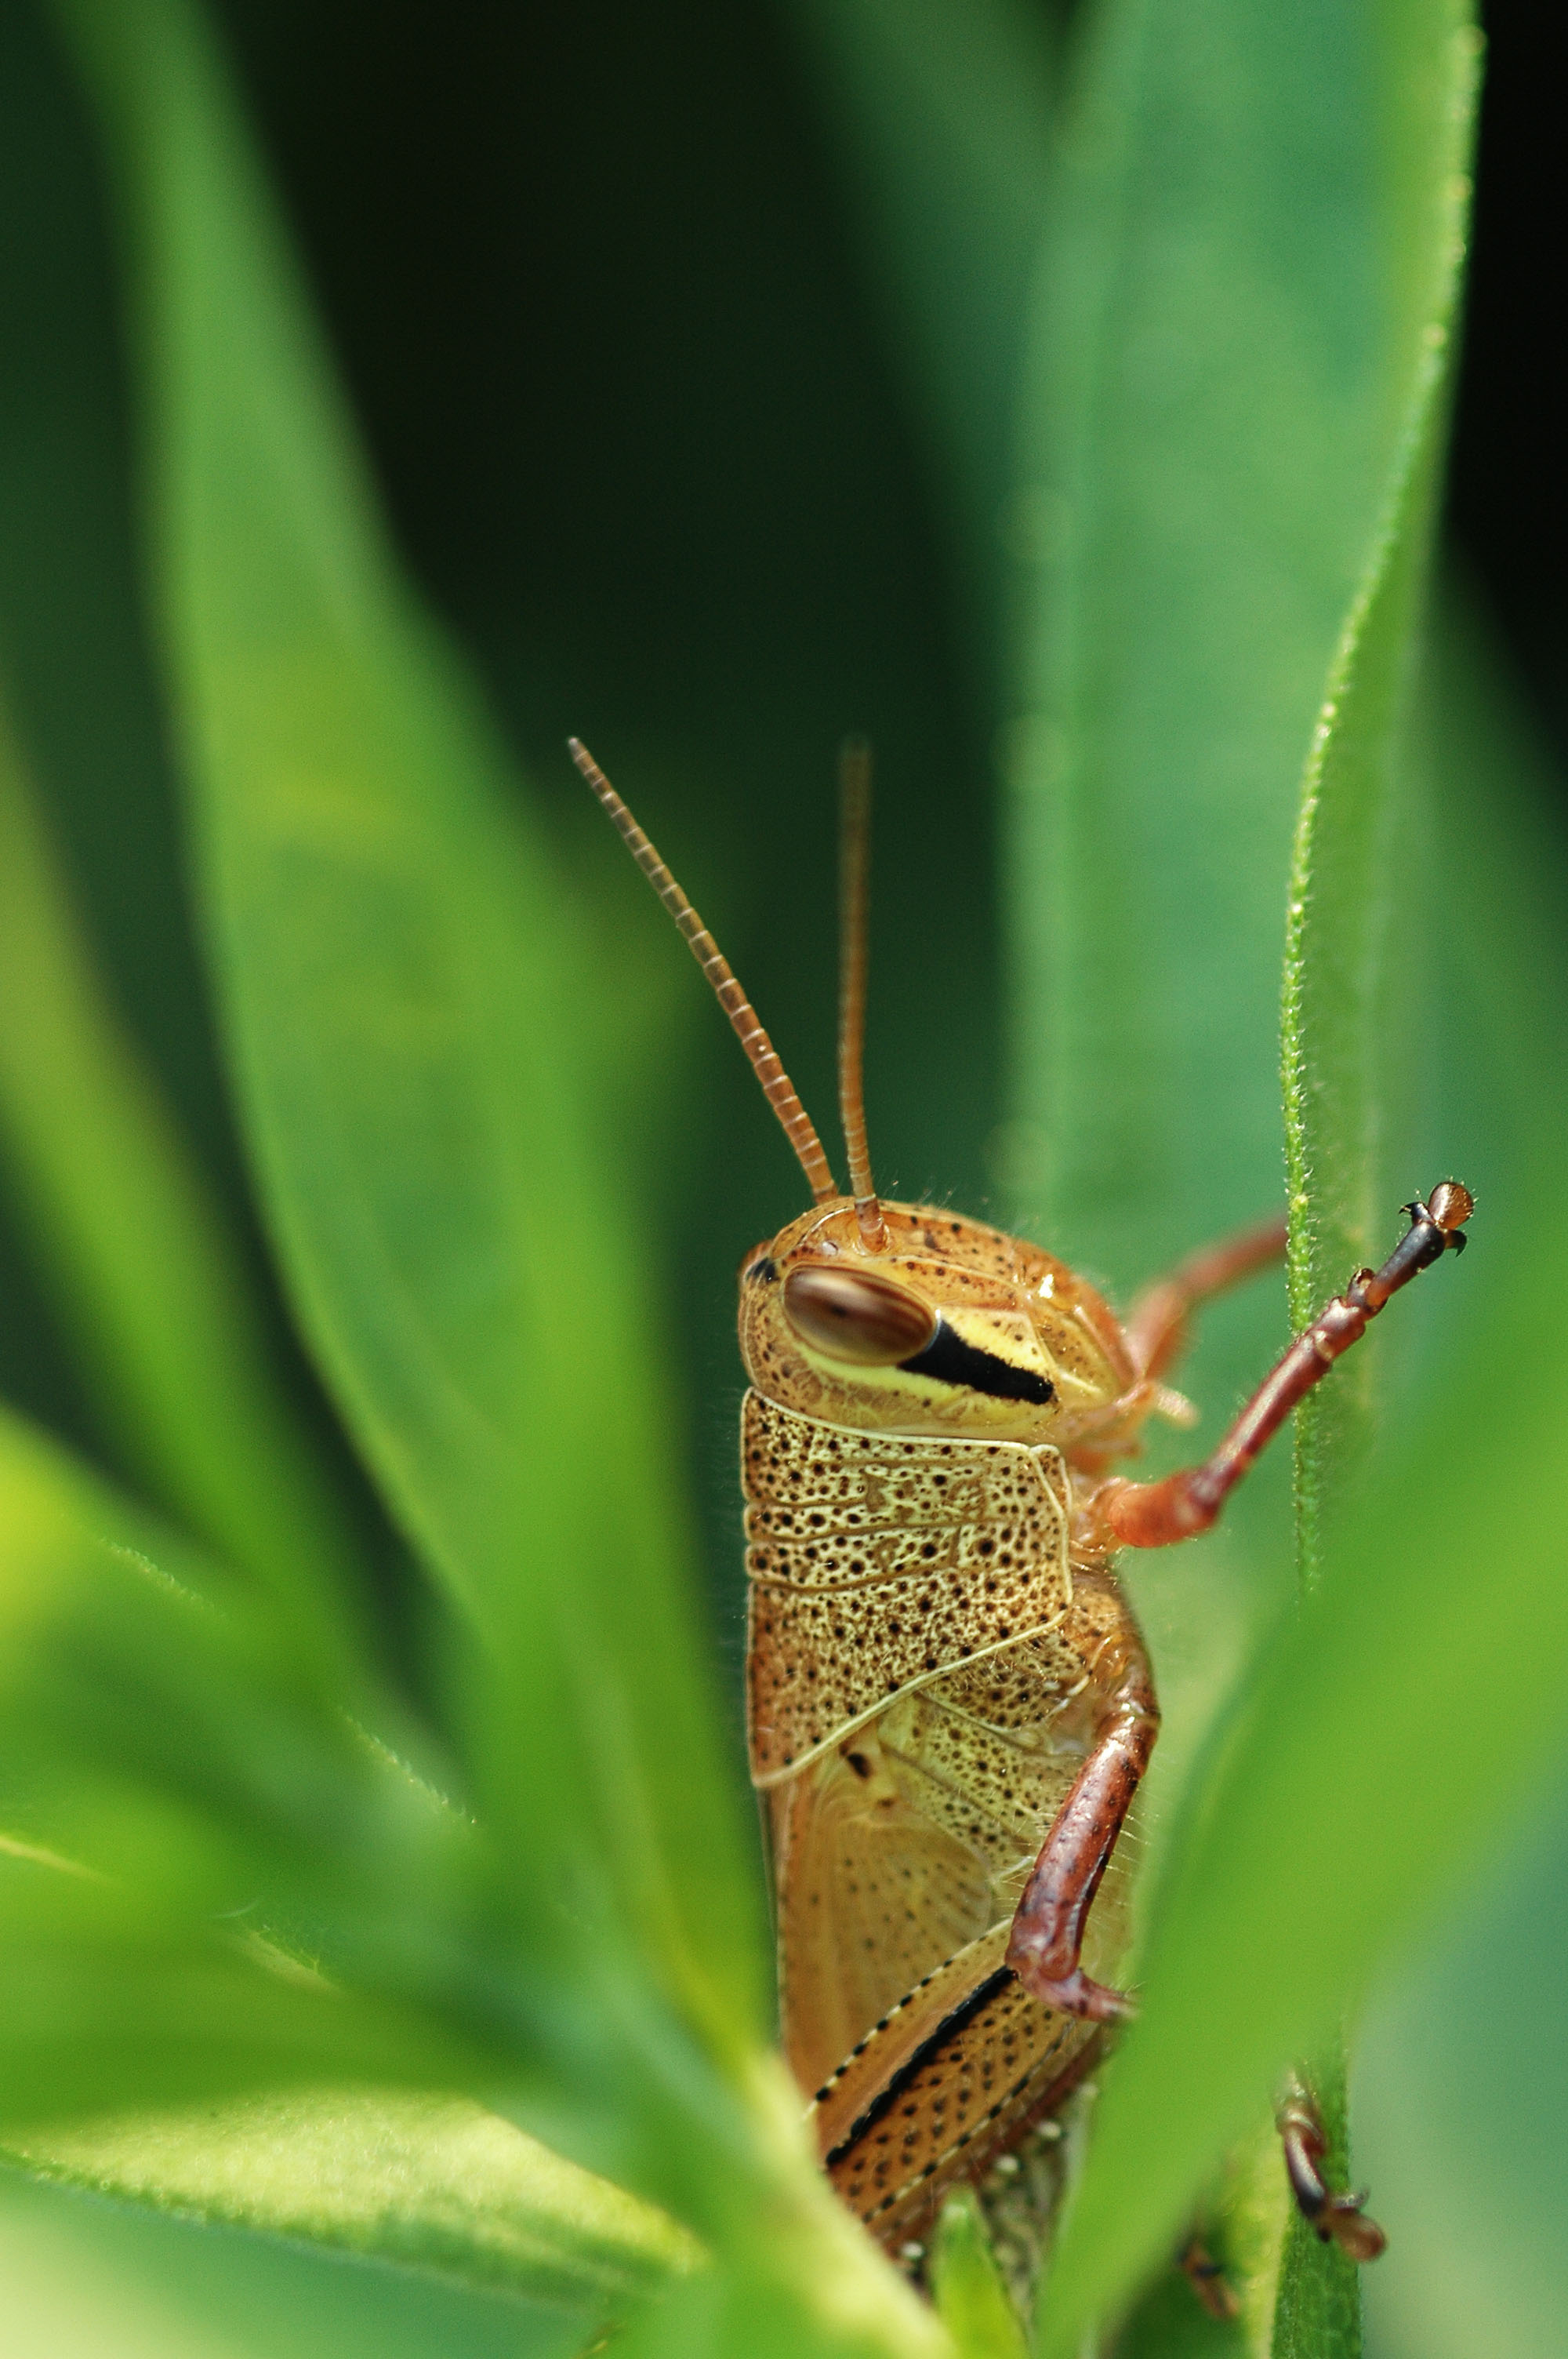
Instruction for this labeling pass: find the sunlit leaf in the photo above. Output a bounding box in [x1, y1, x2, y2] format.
[0, 1858, 491, 2132]
[0, 2154, 588, 2359]
[7, 2087, 702, 2312]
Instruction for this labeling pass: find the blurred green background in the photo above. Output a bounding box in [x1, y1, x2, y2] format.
[0, 1, 1561, 2354]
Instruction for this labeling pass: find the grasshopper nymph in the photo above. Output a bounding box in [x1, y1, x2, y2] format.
[573, 735, 1471, 2270]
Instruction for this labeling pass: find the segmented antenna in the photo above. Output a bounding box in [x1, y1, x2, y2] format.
[837, 737, 888, 1251]
[568, 739, 838, 1205]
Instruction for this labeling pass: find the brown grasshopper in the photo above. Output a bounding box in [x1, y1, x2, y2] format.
[572, 736, 1470, 2266]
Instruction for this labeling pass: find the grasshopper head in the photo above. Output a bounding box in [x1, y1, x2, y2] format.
[572, 737, 1133, 1441]
[738, 1201, 1131, 1442]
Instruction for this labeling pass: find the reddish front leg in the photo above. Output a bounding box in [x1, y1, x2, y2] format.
[1104, 1183, 1472, 1550]
[1006, 1618, 1158, 2023]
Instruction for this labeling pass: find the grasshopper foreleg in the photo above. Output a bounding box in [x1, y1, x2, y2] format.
[1005, 1602, 1157, 2022]
[1102, 1184, 1473, 1549]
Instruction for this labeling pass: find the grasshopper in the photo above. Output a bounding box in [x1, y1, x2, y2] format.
[573, 736, 1470, 2266]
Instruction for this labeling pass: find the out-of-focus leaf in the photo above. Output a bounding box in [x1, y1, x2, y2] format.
[1112, 2114, 1287, 2357]
[6, 2087, 701, 2310]
[1357, 1770, 1568, 2359]
[0, 1409, 719, 2324]
[0, 1402, 510, 2093]
[784, 0, 1051, 700]
[1346, 586, 1568, 2359]
[0, 681, 369, 1680]
[47, 0, 763, 2127]
[0, 2157, 586, 2359]
[0, 1865, 492, 2132]
[928, 2188, 1028, 2359]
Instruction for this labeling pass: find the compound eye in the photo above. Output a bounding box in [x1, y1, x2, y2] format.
[782, 1264, 938, 1366]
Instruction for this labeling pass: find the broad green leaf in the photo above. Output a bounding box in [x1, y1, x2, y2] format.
[784, 0, 1051, 702]
[47, 0, 763, 2133]
[1281, 13, 1479, 1549]
[929, 2189, 1028, 2359]
[6, 2087, 700, 2312]
[1271, 14, 1474, 2354]
[0, 680, 369, 1680]
[998, 0, 1479, 2344]
[1010, 0, 1463, 1318]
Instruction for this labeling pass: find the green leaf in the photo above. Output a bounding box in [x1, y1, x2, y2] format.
[993, 0, 1481, 2345]
[1032, 555, 1568, 2359]
[46, 0, 764, 2127]
[1011, 0, 1467, 1316]
[1269, 2059, 1360, 2359]
[929, 2189, 1028, 2359]
[0, 2155, 590, 2359]
[1280, 7, 1479, 1554]
[784, 0, 1052, 700]
[5, 2087, 701, 2312]
[0, 680, 370, 1679]
[45, 14, 971, 2350]
[1036, 1118, 1568, 2359]
[1112, 2113, 1288, 2357]
[0, 1401, 507, 2091]
[0, 1405, 941, 2357]
[1270, 16, 1475, 2356]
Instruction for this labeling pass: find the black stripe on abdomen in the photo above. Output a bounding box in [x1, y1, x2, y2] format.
[822, 1964, 1017, 2171]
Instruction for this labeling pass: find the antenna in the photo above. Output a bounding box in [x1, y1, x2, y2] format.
[837, 737, 888, 1251]
[569, 739, 838, 1205]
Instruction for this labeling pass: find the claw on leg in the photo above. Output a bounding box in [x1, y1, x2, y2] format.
[1105, 1185, 1473, 1551]
[1178, 2236, 1240, 2322]
[1277, 2081, 1387, 2263]
[1007, 1954, 1134, 2025]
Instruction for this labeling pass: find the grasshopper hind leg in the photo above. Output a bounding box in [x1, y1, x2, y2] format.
[1004, 1576, 1158, 2022]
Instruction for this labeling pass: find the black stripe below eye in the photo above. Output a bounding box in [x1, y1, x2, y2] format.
[898, 1318, 1054, 1404]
